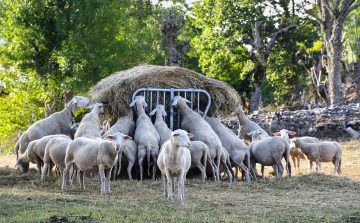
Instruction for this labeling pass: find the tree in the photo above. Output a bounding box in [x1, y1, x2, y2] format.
[299, 0, 360, 106]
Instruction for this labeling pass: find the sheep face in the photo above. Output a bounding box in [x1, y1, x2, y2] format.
[273, 129, 296, 140]
[247, 129, 263, 141]
[16, 158, 29, 173]
[171, 129, 194, 149]
[149, 105, 167, 116]
[105, 132, 132, 152]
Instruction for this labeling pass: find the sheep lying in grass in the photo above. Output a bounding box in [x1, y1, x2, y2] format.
[61, 132, 132, 194]
[149, 105, 172, 148]
[291, 138, 342, 175]
[41, 136, 73, 183]
[205, 116, 251, 182]
[111, 139, 138, 181]
[74, 103, 104, 139]
[16, 135, 71, 175]
[248, 129, 291, 180]
[172, 96, 222, 181]
[15, 96, 91, 159]
[102, 110, 136, 138]
[157, 129, 193, 201]
[233, 105, 269, 144]
[130, 96, 160, 181]
[188, 141, 213, 181]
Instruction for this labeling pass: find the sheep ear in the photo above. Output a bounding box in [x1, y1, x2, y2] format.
[247, 131, 254, 136]
[66, 96, 78, 107]
[142, 100, 148, 108]
[129, 100, 136, 107]
[149, 109, 156, 116]
[289, 132, 296, 135]
[162, 110, 167, 116]
[87, 105, 94, 109]
[172, 99, 178, 106]
[105, 135, 114, 140]
[124, 135, 132, 140]
[187, 133, 194, 138]
[273, 132, 281, 136]
[184, 98, 191, 103]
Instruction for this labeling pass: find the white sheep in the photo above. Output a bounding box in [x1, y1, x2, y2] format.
[130, 96, 160, 181]
[74, 103, 104, 139]
[111, 139, 138, 181]
[188, 141, 213, 181]
[157, 129, 193, 201]
[61, 132, 132, 194]
[247, 129, 291, 180]
[205, 116, 251, 182]
[41, 136, 73, 182]
[291, 138, 342, 175]
[14, 96, 91, 159]
[233, 105, 269, 143]
[274, 129, 320, 171]
[149, 105, 172, 148]
[101, 109, 136, 138]
[16, 134, 71, 175]
[172, 96, 222, 181]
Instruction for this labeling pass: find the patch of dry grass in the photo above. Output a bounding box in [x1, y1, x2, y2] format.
[1, 140, 360, 222]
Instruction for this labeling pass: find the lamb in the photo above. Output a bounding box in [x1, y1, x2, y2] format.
[205, 116, 251, 182]
[74, 103, 104, 139]
[130, 96, 160, 181]
[274, 129, 320, 170]
[188, 141, 213, 181]
[233, 105, 269, 143]
[149, 105, 172, 148]
[172, 96, 222, 181]
[16, 134, 71, 175]
[111, 139, 138, 181]
[291, 138, 342, 175]
[41, 136, 73, 182]
[157, 129, 193, 201]
[14, 96, 91, 159]
[61, 132, 132, 194]
[247, 129, 291, 180]
[102, 109, 136, 138]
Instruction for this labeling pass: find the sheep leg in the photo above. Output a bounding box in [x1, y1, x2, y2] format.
[151, 151, 157, 181]
[196, 163, 206, 181]
[338, 159, 342, 174]
[116, 150, 123, 176]
[127, 161, 134, 180]
[261, 165, 265, 180]
[112, 159, 118, 181]
[35, 157, 42, 176]
[275, 162, 284, 178]
[48, 162, 54, 177]
[62, 162, 73, 190]
[41, 162, 49, 183]
[164, 168, 173, 200]
[315, 160, 321, 173]
[291, 156, 296, 170]
[250, 159, 257, 181]
[233, 160, 250, 182]
[178, 171, 185, 201]
[296, 155, 300, 170]
[99, 164, 106, 194]
[138, 149, 146, 181]
[105, 167, 112, 193]
[79, 171, 85, 190]
[220, 160, 232, 183]
[163, 174, 168, 197]
[215, 155, 221, 181]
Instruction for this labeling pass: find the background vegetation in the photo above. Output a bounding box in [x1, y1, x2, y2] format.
[0, 0, 359, 154]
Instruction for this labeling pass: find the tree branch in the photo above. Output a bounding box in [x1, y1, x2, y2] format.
[335, 0, 341, 9]
[266, 21, 297, 56]
[241, 36, 258, 49]
[323, 0, 336, 16]
[297, 3, 323, 25]
[348, 2, 360, 15]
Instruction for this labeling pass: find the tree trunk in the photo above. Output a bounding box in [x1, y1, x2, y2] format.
[250, 66, 265, 113]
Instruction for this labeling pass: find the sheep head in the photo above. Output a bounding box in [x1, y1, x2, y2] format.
[66, 96, 91, 113]
[273, 129, 296, 140]
[171, 129, 193, 149]
[129, 96, 147, 108]
[105, 132, 132, 152]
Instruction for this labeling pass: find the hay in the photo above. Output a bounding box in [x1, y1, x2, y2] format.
[90, 65, 242, 120]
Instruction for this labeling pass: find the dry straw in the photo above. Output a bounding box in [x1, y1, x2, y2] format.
[90, 65, 242, 120]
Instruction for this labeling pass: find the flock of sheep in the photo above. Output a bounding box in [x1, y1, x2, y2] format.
[14, 95, 343, 201]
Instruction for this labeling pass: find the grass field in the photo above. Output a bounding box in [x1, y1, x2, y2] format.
[0, 140, 359, 222]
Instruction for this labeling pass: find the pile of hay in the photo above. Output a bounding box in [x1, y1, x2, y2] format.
[90, 65, 242, 120]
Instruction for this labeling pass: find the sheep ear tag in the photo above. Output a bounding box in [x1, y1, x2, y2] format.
[187, 133, 194, 138]
[273, 132, 281, 136]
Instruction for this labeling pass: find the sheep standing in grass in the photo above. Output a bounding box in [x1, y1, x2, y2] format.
[205, 116, 251, 182]
[16, 135, 71, 175]
[157, 129, 193, 201]
[15, 96, 91, 159]
[102, 110, 136, 138]
[274, 129, 320, 171]
[188, 141, 213, 181]
[291, 138, 342, 175]
[149, 105, 172, 148]
[74, 103, 104, 139]
[41, 136, 73, 182]
[61, 132, 132, 194]
[111, 139, 138, 180]
[247, 129, 291, 180]
[233, 105, 269, 143]
[172, 96, 222, 181]
[130, 96, 160, 181]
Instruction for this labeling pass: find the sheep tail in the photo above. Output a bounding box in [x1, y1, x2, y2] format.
[15, 141, 20, 160]
[147, 144, 151, 177]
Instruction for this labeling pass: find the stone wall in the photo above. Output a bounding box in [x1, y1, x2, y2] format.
[219, 102, 360, 141]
